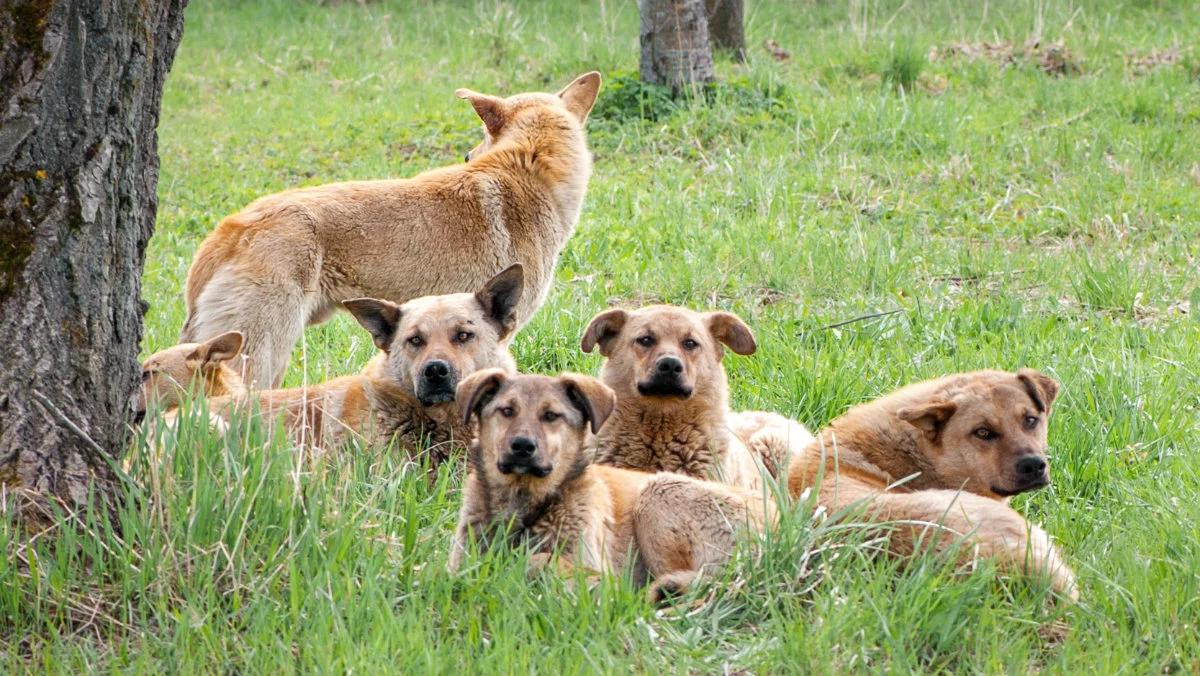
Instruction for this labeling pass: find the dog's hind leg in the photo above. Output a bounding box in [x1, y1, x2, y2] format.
[183, 267, 313, 388]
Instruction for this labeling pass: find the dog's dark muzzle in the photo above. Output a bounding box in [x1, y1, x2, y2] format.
[497, 436, 552, 477]
[416, 359, 458, 405]
[636, 356, 692, 398]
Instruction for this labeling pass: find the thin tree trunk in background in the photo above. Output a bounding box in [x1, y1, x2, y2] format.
[639, 0, 715, 91]
[0, 0, 188, 526]
[705, 0, 746, 62]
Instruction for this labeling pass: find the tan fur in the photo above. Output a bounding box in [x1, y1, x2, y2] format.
[581, 305, 813, 492]
[182, 73, 602, 387]
[448, 370, 773, 602]
[197, 268, 521, 460]
[132, 331, 248, 420]
[788, 369, 1078, 600]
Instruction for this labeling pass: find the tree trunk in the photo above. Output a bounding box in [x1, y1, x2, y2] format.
[0, 0, 188, 525]
[639, 0, 715, 91]
[705, 0, 746, 62]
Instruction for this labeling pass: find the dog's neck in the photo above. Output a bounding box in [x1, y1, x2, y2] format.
[472, 447, 594, 544]
[364, 377, 467, 459]
[203, 365, 247, 399]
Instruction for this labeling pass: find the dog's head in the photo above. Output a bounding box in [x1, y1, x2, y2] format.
[458, 72, 601, 162]
[895, 369, 1061, 499]
[458, 369, 615, 492]
[131, 331, 245, 424]
[581, 305, 756, 406]
[344, 265, 522, 407]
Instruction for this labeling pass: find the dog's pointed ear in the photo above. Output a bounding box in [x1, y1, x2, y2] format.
[557, 71, 602, 123]
[456, 88, 507, 136]
[1017, 368, 1060, 413]
[187, 331, 245, 368]
[896, 399, 959, 440]
[705, 312, 756, 356]
[343, 298, 402, 352]
[476, 264, 524, 339]
[560, 373, 616, 434]
[457, 368, 508, 427]
[580, 308, 628, 357]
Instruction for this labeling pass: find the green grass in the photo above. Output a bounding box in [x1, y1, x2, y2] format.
[5, 0, 1200, 671]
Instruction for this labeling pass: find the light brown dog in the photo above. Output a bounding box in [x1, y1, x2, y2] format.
[131, 331, 247, 425]
[197, 266, 523, 460]
[181, 72, 602, 387]
[448, 369, 773, 601]
[580, 305, 813, 492]
[788, 369, 1078, 599]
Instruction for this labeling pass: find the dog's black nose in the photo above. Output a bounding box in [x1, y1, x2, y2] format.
[423, 360, 451, 382]
[1015, 455, 1047, 477]
[509, 436, 537, 457]
[464, 152, 471, 163]
[655, 356, 684, 375]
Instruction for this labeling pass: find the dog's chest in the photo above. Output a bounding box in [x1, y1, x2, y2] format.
[595, 418, 723, 479]
[364, 387, 470, 465]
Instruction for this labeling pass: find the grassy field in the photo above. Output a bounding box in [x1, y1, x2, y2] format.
[4, 0, 1200, 671]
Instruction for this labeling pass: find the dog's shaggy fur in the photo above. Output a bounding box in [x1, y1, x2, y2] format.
[181, 73, 601, 387]
[789, 369, 1078, 600]
[580, 305, 813, 492]
[449, 370, 773, 602]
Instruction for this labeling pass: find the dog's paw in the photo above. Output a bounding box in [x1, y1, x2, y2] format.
[527, 552, 553, 579]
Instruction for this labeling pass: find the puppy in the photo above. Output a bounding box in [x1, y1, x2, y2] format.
[131, 331, 247, 425]
[789, 369, 1078, 599]
[449, 369, 773, 602]
[203, 266, 522, 460]
[182, 72, 602, 387]
[580, 305, 813, 492]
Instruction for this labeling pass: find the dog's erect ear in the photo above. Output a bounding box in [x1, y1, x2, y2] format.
[705, 312, 757, 356]
[187, 331, 245, 368]
[896, 399, 960, 441]
[580, 309, 628, 357]
[343, 298, 402, 352]
[456, 88, 506, 136]
[456, 368, 508, 427]
[560, 374, 617, 434]
[557, 71, 602, 123]
[1017, 368, 1060, 414]
[476, 264, 524, 339]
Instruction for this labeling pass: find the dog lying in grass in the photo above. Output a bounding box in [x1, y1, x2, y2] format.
[137, 266, 522, 462]
[448, 369, 773, 602]
[580, 304, 814, 492]
[181, 72, 602, 388]
[131, 330, 248, 432]
[789, 369, 1078, 600]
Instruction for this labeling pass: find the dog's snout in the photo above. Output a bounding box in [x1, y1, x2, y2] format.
[509, 436, 537, 457]
[464, 152, 471, 163]
[655, 356, 684, 375]
[423, 360, 451, 382]
[1015, 455, 1047, 477]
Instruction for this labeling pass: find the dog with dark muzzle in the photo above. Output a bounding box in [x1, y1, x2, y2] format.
[580, 304, 813, 492]
[199, 266, 522, 461]
[448, 369, 774, 603]
[789, 369, 1078, 600]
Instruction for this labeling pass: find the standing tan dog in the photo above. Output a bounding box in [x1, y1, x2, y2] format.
[197, 266, 523, 460]
[789, 369, 1078, 599]
[448, 369, 773, 602]
[181, 72, 602, 387]
[580, 305, 813, 492]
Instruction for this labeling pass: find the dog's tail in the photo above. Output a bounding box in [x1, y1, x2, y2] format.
[181, 217, 247, 341]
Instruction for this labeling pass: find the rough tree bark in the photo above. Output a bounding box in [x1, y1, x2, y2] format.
[639, 0, 715, 91]
[0, 0, 188, 524]
[705, 0, 746, 62]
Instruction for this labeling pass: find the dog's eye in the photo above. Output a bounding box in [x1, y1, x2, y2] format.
[1024, 415, 1039, 429]
[407, 335, 424, 348]
[141, 370, 152, 382]
[542, 411, 560, 422]
[636, 335, 655, 347]
[499, 406, 515, 418]
[682, 338, 699, 351]
[455, 331, 474, 343]
[973, 427, 997, 440]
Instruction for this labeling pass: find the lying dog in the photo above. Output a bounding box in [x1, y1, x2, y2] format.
[788, 369, 1077, 599]
[448, 369, 773, 602]
[131, 330, 247, 425]
[181, 72, 601, 388]
[580, 305, 813, 492]
[156, 266, 522, 462]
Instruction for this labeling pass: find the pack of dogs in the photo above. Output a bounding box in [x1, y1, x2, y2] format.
[133, 72, 1078, 605]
